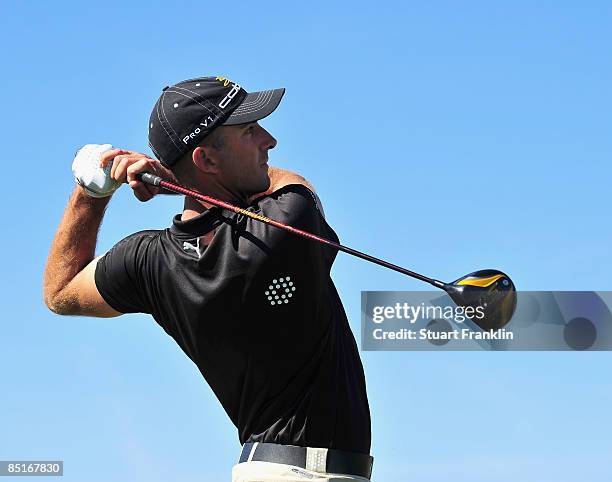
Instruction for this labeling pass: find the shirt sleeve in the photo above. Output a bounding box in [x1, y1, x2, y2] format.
[228, 183, 338, 275]
[94, 231, 159, 314]
[250, 184, 327, 235]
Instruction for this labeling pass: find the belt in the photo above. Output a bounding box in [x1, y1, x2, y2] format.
[238, 442, 373, 479]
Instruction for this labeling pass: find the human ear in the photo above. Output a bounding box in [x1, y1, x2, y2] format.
[193, 146, 220, 174]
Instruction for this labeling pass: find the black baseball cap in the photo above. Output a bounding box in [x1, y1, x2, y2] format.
[148, 76, 285, 167]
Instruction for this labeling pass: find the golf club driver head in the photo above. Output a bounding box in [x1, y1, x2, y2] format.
[443, 269, 517, 330]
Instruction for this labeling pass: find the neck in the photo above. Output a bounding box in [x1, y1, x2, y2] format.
[180, 182, 248, 222]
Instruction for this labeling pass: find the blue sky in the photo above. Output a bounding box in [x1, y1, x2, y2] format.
[1, 1, 611, 481]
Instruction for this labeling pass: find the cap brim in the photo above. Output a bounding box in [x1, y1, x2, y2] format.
[223, 88, 285, 125]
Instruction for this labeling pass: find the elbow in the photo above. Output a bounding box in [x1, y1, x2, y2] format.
[43, 295, 65, 315]
[46, 300, 78, 316]
[45, 303, 64, 316]
[43, 287, 57, 313]
[43, 290, 77, 316]
[43, 273, 64, 314]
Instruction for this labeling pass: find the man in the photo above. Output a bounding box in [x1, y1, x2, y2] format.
[44, 76, 373, 481]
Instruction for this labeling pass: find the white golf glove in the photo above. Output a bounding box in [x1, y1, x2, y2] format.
[72, 144, 122, 198]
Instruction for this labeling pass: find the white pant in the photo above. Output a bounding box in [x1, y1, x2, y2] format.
[232, 461, 372, 482]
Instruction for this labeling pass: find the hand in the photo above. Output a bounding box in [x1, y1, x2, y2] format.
[72, 144, 124, 198]
[100, 149, 178, 202]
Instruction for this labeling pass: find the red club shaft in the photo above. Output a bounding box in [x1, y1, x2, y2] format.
[137, 173, 444, 288]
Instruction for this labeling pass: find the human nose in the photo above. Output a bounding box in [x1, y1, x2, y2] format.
[260, 127, 277, 150]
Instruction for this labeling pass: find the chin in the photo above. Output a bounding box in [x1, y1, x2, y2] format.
[257, 174, 271, 193]
[245, 177, 271, 198]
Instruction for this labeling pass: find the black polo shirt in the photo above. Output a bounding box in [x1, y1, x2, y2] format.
[94, 184, 371, 453]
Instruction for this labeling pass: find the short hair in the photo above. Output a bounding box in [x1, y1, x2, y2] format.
[171, 127, 226, 185]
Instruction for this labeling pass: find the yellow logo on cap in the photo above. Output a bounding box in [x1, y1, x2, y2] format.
[215, 76, 232, 87]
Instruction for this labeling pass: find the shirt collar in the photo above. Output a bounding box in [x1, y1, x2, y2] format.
[170, 207, 224, 237]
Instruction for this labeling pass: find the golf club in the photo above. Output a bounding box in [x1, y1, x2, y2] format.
[136, 172, 517, 329]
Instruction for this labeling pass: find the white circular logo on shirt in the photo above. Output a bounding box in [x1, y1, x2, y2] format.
[264, 276, 296, 306]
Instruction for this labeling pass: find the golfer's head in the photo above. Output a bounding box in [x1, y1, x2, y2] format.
[148, 76, 284, 192]
[172, 121, 277, 195]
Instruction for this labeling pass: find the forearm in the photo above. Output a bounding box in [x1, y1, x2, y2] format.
[43, 187, 110, 313]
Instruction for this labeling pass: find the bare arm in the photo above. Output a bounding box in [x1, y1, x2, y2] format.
[45, 147, 178, 316]
[267, 166, 316, 193]
[249, 167, 325, 217]
[43, 186, 121, 317]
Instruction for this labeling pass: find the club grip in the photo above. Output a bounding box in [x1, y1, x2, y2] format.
[136, 172, 162, 186]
